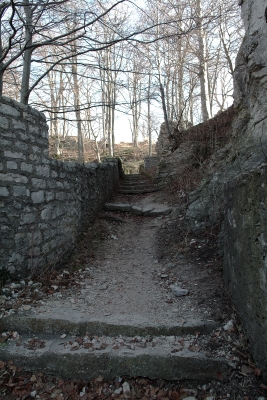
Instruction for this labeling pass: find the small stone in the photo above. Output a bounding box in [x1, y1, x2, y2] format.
[22, 305, 31, 311]
[114, 388, 122, 394]
[100, 284, 108, 290]
[166, 262, 176, 269]
[61, 334, 67, 339]
[122, 382, 130, 394]
[170, 285, 189, 297]
[223, 320, 234, 331]
[183, 397, 197, 400]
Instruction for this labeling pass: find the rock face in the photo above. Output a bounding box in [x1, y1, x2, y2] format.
[224, 165, 267, 373]
[155, 120, 177, 157]
[185, 0, 267, 235]
[185, 0, 267, 374]
[154, 0, 267, 373]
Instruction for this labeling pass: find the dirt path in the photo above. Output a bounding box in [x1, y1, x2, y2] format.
[1, 188, 267, 399]
[27, 188, 228, 329]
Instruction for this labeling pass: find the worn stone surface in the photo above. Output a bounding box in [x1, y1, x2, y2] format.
[0, 96, 119, 278]
[0, 337, 230, 381]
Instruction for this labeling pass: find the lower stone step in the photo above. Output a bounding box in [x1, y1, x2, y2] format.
[103, 202, 173, 216]
[118, 187, 163, 194]
[0, 333, 231, 381]
[1, 313, 218, 337]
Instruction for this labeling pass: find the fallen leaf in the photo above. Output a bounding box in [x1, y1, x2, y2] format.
[151, 387, 159, 396]
[84, 343, 93, 349]
[241, 365, 254, 375]
[0, 360, 6, 369]
[189, 345, 201, 352]
[259, 384, 267, 389]
[254, 368, 261, 376]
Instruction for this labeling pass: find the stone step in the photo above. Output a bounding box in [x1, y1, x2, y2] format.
[119, 181, 149, 187]
[123, 174, 144, 179]
[103, 202, 173, 216]
[0, 332, 231, 381]
[118, 187, 163, 194]
[0, 313, 218, 337]
[118, 185, 155, 191]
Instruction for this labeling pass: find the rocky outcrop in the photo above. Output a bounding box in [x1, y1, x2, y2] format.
[224, 164, 267, 373]
[155, 108, 236, 187]
[185, 0, 267, 374]
[186, 0, 267, 235]
[155, 120, 177, 157]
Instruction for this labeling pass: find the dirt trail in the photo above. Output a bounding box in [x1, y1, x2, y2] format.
[29, 188, 228, 329]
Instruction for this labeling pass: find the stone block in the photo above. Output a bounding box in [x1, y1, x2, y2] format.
[0, 138, 11, 146]
[15, 141, 28, 152]
[56, 181, 64, 189]
[46, 192, 54, 202]
[35, 165, 50, 177]
[20, 213, 36, 225]
[0, 103, 20, 117]
[12, 120, 26, 131]
[29, 154, 39, 162]
[31, 178, 47, 189]
[13, 186, 27, 197]
[51, 170, 58, 178]
[0, 115, 9, 129]
[29, 124, 39, 134]
[41, 206, 54, 220]
[0, 173, 28, 183]
[21, 163, 33, 173]
[0, 187, 9, 196]
[7, 161, 17, 170]
[4, 150, 25, 160]
[56, 192, 67, 201]
[31, 190, 45, 203]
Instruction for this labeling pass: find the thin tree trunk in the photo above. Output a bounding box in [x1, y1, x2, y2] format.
[71, 42, 84, 163]
[20, 0, 33, 104]
[196, 0, 210, 122]
[148, 74, 152, 156]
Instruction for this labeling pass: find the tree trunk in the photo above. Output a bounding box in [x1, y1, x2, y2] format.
[148, 74, 152, 156]
[20, 0, 33, 104]
[71, 42, 84, 163]
[196, 0, 210, 122]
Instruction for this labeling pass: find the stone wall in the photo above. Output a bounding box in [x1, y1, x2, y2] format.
[0, 96, 119, 279]
[224, 164, 267, 372]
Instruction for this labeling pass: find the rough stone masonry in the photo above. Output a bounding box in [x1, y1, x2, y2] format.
[0, 96, 119, 279]
[223, 0, 267, 374]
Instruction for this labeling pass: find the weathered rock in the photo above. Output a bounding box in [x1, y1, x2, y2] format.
[131, 206, 143, 216]
[104, 203, 132, 212]
[170, 285, 189, 297]
[224, 165, 267, 375]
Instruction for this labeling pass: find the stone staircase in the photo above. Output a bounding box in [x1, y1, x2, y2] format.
[118, 174, 164, 194]
[0, 313, 230, 381]
[0, 174, 234, 385]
